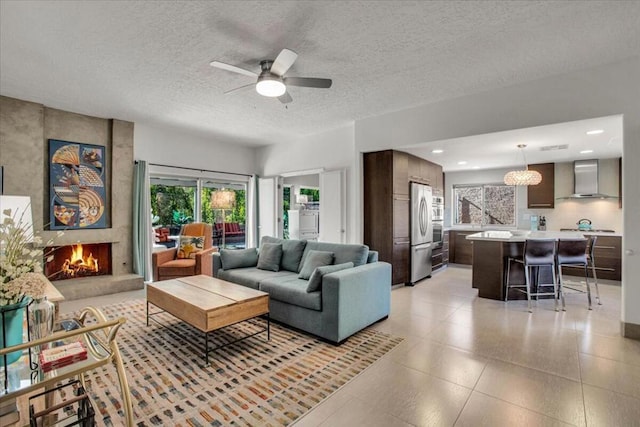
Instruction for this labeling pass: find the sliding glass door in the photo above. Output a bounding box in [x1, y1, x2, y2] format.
[150, 174, 247, 249]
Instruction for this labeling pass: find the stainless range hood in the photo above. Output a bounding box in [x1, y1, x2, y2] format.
[558, 159, 618, 199]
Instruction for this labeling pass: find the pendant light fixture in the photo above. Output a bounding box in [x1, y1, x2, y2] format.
[503, 144, 542, 186]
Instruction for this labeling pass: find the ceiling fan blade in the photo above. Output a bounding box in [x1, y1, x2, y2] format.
[284, 77, 332, 88]
[224, 83, 255, 94]
[278, 92, 293, 104]
[270, 49, 298, 76]
[210, 61, 257, 78]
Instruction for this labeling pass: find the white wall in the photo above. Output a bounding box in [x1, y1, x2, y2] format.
[134, 123, 257, 174]
[353, 57, 640, 331]
[257, 124, 358, 242]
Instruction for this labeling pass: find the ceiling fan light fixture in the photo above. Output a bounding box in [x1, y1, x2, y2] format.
[256, 75, 286, 97]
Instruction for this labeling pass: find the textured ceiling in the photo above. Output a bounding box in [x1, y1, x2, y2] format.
[1, 1, 639, 147]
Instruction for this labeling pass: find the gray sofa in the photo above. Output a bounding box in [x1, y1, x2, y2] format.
[212, 236, 391, 343]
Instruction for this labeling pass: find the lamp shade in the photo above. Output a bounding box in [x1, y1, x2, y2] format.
[0, 195, 34, 242]
[211, 190, 236, 210]
[503, 169, 543, 186]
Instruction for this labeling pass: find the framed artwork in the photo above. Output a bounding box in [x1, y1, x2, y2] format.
[49, 139, 107, 229]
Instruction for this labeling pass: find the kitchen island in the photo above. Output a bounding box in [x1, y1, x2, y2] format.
[465, 230, 584, 300]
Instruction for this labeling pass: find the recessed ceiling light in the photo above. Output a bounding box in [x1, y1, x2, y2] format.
[432, 149, 443, 154]
[586, 129, 603, 135]
[472, 166, 480, 169]
[458, 161, 467, 165]
[580, 150, 594, 154]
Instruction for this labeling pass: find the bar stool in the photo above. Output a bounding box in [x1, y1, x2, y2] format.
[556, 238, 592, 310]
[506, 239, 558, 312]
[586, 235, 602, 305]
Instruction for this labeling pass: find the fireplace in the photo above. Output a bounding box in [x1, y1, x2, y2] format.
[45, 243, 112, 281]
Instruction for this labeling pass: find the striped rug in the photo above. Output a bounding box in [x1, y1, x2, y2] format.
[76, 299, 402, 426]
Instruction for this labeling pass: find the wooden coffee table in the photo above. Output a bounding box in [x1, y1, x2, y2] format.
[146, 275, 269, 363]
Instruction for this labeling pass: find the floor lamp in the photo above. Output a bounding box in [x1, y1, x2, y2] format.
[211, 189, 236, 248]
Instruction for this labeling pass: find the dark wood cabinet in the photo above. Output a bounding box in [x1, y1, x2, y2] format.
[393, 152, 409, 196]
[364, 150, 444, 285]
[561, 234, 621, 281]
[392, 239, 410, 285]
[527, 163, 555, 209]
[449, 230, 475, 265]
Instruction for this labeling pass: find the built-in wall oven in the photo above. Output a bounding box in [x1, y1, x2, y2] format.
[432, 196, 444, 247]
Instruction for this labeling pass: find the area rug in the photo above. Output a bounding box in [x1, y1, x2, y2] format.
[71, 299, 403, 426]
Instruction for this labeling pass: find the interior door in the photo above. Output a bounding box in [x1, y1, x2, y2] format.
[319, 169, 346, 243]
[258, 176, 283, 241]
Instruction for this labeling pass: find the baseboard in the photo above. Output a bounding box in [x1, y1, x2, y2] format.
[621, 321, 640, 340]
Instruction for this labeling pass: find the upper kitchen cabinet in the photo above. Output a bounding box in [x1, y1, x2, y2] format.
[527, 163, 555, 209]
[407, 154, 444, 195]
[393, 151, 409, 196]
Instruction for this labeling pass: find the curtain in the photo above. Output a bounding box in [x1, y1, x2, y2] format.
[246, 174, 257, 248]
[133, 160, 153, 281]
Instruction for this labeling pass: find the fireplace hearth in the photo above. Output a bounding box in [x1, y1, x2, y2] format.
[46, 243, 112, 281]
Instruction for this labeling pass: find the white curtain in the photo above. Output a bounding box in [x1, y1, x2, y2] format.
[246, 175, 257, 248]
[133, 160, 153, 281]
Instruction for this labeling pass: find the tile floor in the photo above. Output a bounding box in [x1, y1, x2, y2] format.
[60, 266, 640, 427]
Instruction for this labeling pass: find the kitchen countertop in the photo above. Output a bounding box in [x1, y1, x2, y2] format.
[445, 226, 622, 237]
[465, 230, 585, 242]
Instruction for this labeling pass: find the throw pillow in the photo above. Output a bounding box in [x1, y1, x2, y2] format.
[220, 248, 258, 270]
[306, 262, 354, 292]
[298, 250, 334, 280]
[177, 235, 205, 259]
[257, 243, 283, 272]
[261, 236, 307, 272]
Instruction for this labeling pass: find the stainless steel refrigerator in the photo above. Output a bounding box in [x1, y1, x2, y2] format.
[410, 182, 433, 284]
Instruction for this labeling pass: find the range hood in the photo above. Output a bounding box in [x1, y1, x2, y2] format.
[558, 159, 618, 200]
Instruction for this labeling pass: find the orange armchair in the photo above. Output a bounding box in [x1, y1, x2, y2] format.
[152, 223, 216, 281]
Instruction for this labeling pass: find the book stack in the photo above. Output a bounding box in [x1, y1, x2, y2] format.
[39, 342, 88, 372]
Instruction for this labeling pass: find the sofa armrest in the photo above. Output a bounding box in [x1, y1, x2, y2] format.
[321, 262, 392, 342]
[212, 252, 222, 277]
[152, 248, 177, 281]
[195, 247, 217, 276]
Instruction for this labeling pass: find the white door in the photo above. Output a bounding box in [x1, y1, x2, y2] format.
[319, 169, 346, 243]
[258, 176, 283, 242]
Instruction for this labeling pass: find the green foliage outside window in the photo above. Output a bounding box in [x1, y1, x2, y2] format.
[151, 185, 195, 226]
[300, 188, 319, 201]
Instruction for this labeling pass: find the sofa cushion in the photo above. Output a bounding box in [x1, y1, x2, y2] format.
[307, 262, 354, 292]
[367, 251, 379, 263]
[158, 258, 196, 276]
[300, 242, 369, 270]
[218, 267, 297, 290]
[260, 277, 322, 311]
[177, 236, 204, 259]
[220, 248, 258, 270]
[261, 236, 307, 272]
[298, 250, 334, 280]
[257, 243, 283, 271]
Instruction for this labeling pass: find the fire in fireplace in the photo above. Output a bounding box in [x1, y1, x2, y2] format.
[46, 243, 112, 281]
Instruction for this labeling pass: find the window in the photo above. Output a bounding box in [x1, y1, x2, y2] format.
[453, 184, 515, 226]
[150, 174, 248, 249]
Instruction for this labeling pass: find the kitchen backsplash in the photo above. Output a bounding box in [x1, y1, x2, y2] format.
[526, 198, 622, 232]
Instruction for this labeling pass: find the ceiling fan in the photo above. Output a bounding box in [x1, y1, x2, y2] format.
[210, 48, 332, 104]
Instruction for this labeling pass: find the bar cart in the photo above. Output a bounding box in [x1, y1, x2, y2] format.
[0, 306, 133, 426]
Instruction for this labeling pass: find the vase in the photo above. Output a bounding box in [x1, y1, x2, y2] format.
[28, 296, 55, 353]
[0, 300, 29, 366]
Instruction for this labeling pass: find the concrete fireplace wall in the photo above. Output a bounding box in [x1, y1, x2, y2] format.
[0, 95, 143, 299]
